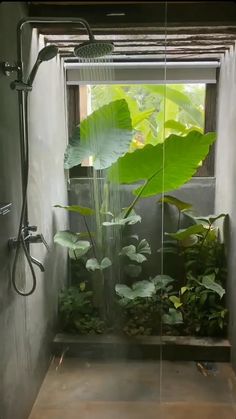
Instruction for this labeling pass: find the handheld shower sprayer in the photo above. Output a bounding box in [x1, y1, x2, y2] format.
[27, 45, 58, 87]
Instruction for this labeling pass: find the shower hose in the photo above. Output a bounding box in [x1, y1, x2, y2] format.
[12, 91, 37, 296]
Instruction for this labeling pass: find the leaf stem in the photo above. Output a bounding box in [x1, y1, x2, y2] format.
[83, 215, 97, 259]
[124, 167, 163, 218]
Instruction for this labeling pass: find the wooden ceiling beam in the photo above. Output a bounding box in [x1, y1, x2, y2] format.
[49, 41, 232, 48]
[44, 34, 236, 42]
[38, 26, 236, 36]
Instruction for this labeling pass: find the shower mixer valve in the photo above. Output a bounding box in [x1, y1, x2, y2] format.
[9, 225, 50, 252]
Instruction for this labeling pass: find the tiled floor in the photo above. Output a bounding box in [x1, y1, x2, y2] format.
[29, 358, 236, 419]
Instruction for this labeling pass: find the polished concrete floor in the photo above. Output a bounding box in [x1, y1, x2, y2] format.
[29, 358, 236, 419]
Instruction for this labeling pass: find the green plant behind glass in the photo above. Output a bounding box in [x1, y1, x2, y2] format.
[54, 97, 217, 335]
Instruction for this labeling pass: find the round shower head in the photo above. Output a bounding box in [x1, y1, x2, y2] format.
[74, 40, 114, 59]
[38, 45, 58, 62]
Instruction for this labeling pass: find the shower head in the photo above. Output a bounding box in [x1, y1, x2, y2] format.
[27, 45, 58, 87]
[37, 44, 58, 62]
[74, 40, 114, 59]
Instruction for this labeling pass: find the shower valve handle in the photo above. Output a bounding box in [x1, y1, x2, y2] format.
[27, 225, 38, 232]
[40, 234, 50, 252]
[27, 233, 50, 252]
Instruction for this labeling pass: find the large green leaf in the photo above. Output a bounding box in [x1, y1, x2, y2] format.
[159, 195, 192, 212]
[195, 213, 227, 226]
[64, 99, 133, 170]
[163, 308, 183, 325]
[201, 274, 225, 299]
[166, 224, 207, 241]
[54, 231, 91, 258]
[103, 211, 141, 226]
[54, 204, 95, 216]
[86, 257, 112, 271]
[137, 239, 151, 255]
[120, 245, 147, 263]
[115, 280, 155, 300]
[109, 131, 216, 198]
[169, 295, 183, 309]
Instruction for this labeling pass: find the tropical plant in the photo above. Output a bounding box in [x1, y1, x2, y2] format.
[55, 96, 217, 337]
[160, 196, 228, 336]
[58, 286, 105, 334]
[108, 130, 216, 216]
[91, 84, 205, 147]
[115, 275, 182, 336]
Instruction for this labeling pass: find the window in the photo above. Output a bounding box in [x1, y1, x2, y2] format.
[67, 65, 217, 177]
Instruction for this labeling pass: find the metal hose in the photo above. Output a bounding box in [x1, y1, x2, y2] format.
[12, 91, 37, 296]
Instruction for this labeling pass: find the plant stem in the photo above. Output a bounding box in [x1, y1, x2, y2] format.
[83, 215, 97, 259]
[198, 224, 211, 256]
[124, 167, 163, 218]
[73, 249, 78, 260]
[177, 209, 181, 230]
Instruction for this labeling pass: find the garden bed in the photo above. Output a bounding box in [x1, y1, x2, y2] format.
[52, 333, 230, 362]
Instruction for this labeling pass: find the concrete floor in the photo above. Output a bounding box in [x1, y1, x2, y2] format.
[29, 359, 236, 419]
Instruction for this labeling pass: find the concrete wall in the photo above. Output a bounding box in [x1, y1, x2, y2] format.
[0, 3, 68, 419]
[215, 44, 236, 368]
[69, 177, 215, 279]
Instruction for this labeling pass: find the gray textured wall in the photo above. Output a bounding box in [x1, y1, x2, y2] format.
[69, 177, 215, 279]
[215, 44, 236, 368]
[0, 3, 68, 419]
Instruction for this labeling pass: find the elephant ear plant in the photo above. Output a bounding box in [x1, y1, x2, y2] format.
[54, 96, 217, 335]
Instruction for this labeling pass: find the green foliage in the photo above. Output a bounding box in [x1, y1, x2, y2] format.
[116, 274, 178, 336]
[120, 245, 147, 263]
[166, 224, 207, 241]
[201, 274, 225, 299]
[109, 131, 216, 198]
[56, 89, 225, 338]
[179, 274, 227, 335]
[161, 196, 228, 336]
[124, 264, 142, 278]
[152, 275, 175, 290]
[54, 231, 91, 257]
[119, 239, 151, 263]
[91, 84, 205, 146]
[54, 204, 95, 216]
[86, 257, 112, 272]
[102, 210, 141, 226]
[145, 85, 204, 127]
[116, 280, 155, 300]
[58, 287, 105, 334]
[163, 308, 183, 325]
[159, 195, 192, 212]
[64, 99, 133, 170]
[137, 239, 152, 255]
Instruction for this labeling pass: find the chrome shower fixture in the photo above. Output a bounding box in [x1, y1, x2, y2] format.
[4, 16, 114, 296]
[74, 40, 114, 59]
[27, 45, 58, 86]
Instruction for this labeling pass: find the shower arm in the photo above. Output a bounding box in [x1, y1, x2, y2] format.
[16, 17, 95, 83]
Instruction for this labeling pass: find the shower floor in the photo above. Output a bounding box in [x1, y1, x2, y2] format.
[29, 359, 236, 419]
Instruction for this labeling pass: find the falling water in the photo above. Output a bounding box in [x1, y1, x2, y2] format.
[76, 57, 122, 325]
